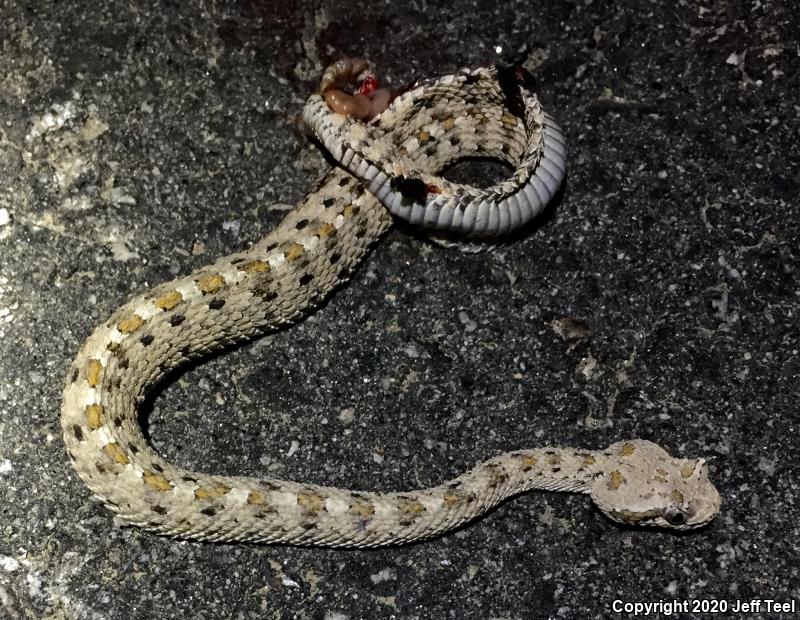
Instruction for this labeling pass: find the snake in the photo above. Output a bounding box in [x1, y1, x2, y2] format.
[60, 60, 721, 547]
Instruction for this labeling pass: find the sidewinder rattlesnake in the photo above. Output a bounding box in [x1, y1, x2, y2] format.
[61, 60, 721, 546]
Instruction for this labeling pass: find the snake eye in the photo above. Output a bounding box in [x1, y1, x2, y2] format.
[663, 507, 688, 526]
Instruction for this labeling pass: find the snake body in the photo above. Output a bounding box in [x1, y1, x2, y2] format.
[61, 63, 720, 546]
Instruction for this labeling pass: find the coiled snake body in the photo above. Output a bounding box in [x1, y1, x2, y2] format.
[61, 62, 720, 546]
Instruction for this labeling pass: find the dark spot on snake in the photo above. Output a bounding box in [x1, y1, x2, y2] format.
[309, 176, 326, 193]
[113, 417, 122, 428]
[111, 376, 122, 389]
[140, 334, 154, 346]
[410, 97, 429, 112]
[390, 176, 428, 203]
[355, 227, 367, 239]
[329, 252, 341, 265]
[72, 425, 84, 441]
[182, 475, 198, 483]
[322, 197, 336, 208]
[253, 509, 276, 519]
[302, 521, 317, 530]
[462, 94, 482, 108]
[152, 505, 167, 514]
[266, 242, 278, 252]
[295, 218, 309, 230]
[463, 73, 480, 85]
[118, 357, 129, 370]
[338, 176, 350, 187]
[230, 257, 246, 264]
[209, 299, 226, 310]
[354, 185, 366, 198]
[551, 467, 561, 473]
[200, 507, 217, 517]
[501, 142, 512, 156]
[71, 368, 79, 383]
[129, 444, 139, 454]
[323, 239, 339, 256]
[490, 474, 508, 487]
[169, 314, 186, 327]
[298, 273, 314, 286]
[152, 463, 164, 473]
[449, 135, 460, 147]
[253, 285, 278, 302]
[96, 462, 106, 473]
[486, 463, 508, 486]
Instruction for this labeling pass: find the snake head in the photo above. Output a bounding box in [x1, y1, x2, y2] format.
[589, 440, 721, 530]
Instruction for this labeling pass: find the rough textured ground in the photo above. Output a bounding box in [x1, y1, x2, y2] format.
[0, 0, 798, 618]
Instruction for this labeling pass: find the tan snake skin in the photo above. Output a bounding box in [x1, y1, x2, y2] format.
[60, 63, 720, 546]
